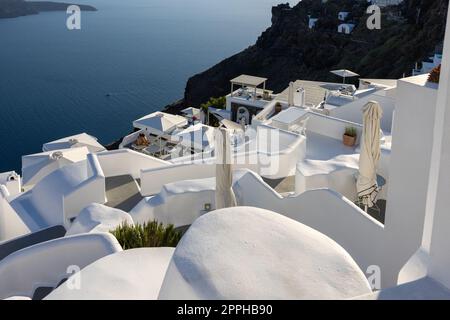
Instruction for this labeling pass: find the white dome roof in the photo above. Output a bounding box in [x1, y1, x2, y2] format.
[159, 207, 371, 299]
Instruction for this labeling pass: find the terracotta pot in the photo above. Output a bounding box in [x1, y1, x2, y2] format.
[343, 134, 356, 147]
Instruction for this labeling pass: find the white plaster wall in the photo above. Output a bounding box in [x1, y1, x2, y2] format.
[29, 154, 106, 228]
[382, 74, 438, 287]
[295, 149, 391, 201]
[140, 132, 305, 196]
[233, 171, 384, 273]
[422, 13, 450, 289]
[0, 185, 31, 242]
[0, 233, 122, 299]
[306, 113, 363, 143]
[96, 149, 170, 179]
[131, 178, 216, 227]
[0, 172, 21, 196]
[140, 163, 215, 196]
[136, 170, 384, 276]
[330, 94, 396, 133]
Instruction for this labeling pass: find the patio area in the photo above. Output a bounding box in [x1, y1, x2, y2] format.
[105, 175, 143, 212]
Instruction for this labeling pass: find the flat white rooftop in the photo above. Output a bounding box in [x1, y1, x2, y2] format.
[271, 107, 308, 126]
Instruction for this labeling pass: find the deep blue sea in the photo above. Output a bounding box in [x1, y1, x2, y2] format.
[0, 0, 298, 172]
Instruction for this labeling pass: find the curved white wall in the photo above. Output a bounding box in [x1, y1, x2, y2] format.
[0, 233, 122, 299]
[96, 149, 170, 179]
[330, 94, 396, 133]
[0, 185, 31, 242]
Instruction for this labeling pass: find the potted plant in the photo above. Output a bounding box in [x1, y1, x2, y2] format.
[428, 64, 441, 84]
[274, 102, 283, 114]
[343, 126, 357, 147]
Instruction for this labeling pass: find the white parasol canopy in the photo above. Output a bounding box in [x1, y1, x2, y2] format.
[43, 133, 105, 153]
[22, 147, 90, 187]
[357, 101, 383, 208]
[172, 123, 215, 151]
[133, 112, 187, 136]
[215, 128, 237, 210]
[330, 69, 359, 83]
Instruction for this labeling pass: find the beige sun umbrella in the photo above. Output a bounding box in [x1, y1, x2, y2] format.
[215, 128, 237, 209]
[357, 101, 383, 210]
[330, 69, 359, 84]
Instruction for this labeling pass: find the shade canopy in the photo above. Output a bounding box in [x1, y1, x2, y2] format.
[172, 123, 215, 151]
[43, 133, 105, 153]
[22, 147, 90, 187]
[230, 74, 267, 88]
[331, 69, 360, 83]
[133, 112, 187, 136]
[357, 101, 383, 208]
[215, 128, 237, 210]
[181, 107, 200, 118]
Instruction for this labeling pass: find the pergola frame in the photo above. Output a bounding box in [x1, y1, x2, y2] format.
[230, 75, 268, 100]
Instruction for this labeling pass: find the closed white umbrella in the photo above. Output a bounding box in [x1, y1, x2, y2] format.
[330, 69, 359, 84]
[288, 81, 294, 106]
[215, 128, 237, 209]
[357, 101, 383, 209]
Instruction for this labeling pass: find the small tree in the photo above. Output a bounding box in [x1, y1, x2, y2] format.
[199, 96, 226, 127]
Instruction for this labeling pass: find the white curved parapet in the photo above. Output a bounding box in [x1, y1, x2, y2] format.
[130, 176, 217, 226]
[158, 207, 372, 300]
[66, 203, 134, 236]
[0, 233, 122, 300]
[45, 248, 174, 300]
[96, 149, 170, 180]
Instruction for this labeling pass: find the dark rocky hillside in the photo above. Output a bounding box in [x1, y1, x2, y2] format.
[172, 0, 448, 110]
[0, 0, 96, 19]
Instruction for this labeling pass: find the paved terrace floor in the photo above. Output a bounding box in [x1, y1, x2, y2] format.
[266, 132, 385, 223]
[105, 175, 143, 212]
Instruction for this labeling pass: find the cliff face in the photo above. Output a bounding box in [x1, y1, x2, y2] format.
[0, 0, 96, 19]
[182, 0, 448, 108]
[0, 0, 37, 18]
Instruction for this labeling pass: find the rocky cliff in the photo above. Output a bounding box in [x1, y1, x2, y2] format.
[172, 0, 448, 110]
[0, 0, 96, 19]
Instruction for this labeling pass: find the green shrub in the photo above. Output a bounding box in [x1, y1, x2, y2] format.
[111, 221, 182, 250]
